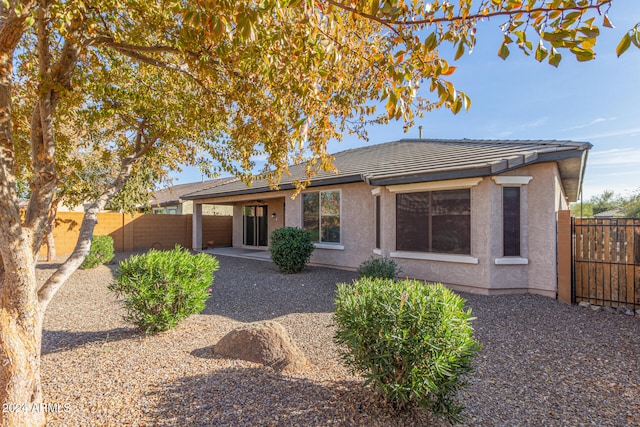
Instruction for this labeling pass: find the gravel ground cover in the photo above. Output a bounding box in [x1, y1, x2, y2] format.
[39, 253, 640, 426]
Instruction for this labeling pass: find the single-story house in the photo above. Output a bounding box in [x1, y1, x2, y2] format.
[184, 138, 591, 297]
[593, 209, 624, 218]
[149, 178, 236, 215]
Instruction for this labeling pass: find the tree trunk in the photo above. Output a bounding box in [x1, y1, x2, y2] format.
[45, 231, 55, 262]
[0, 243, 46, 427]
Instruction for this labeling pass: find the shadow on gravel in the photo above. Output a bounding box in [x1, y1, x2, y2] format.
[42, 327, 139, 355]
[146, 367, 434, 427]
[203, 255, 358, 322]
[189, 345, 217, 360]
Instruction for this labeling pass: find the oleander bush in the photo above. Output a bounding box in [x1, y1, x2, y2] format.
[357, 256, 402, 279]
[269, 227, 315, 273]
[334, 278, 481, 423]
[109, 246, 219, 334]
[80, 235, 115, 269]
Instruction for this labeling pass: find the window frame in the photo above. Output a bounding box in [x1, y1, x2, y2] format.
[302, 189, 342, 245]
[395, 188, 472, 256]
[375, 194, 381, 250]
[491, 176, 532, 265]
[502, 186, 521, 257]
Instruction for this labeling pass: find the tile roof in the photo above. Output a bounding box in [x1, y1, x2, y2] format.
[593, 209, 624, 218]
[183, 139, 591, 202]
[151, 177, 238, 207]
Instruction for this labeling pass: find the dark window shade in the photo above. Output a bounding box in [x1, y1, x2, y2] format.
[375, 196, 381, 249]
[396, 192, 430, 252]
[503, 187, 521, 256]
[396, 189, 470, 255]
[431, 189, 471, 254]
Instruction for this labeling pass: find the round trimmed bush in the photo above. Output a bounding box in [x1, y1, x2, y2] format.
[357, 256, 402, 279]
[109, 246, 219, 334]
[80, 235, 115, 269]
[334, 278, 481, 423]
[269, 227, 314, 273]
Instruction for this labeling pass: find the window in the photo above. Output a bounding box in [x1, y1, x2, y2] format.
[375, 195, 381, 249]
[303, 191, 341, 243]
[503, 187, 520, 256]
[396, 189, 471, 255]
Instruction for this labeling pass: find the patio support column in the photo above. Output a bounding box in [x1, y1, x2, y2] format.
[192, 203, 203, 250]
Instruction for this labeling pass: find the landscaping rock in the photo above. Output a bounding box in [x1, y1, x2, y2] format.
[636, 309, 640, 316]
[578, 301, 591, 308]
[215, 320, 307, 372]
[617, 305, 629, 315]
[602, 306, 616, 314]
[590, 305, 601, 312]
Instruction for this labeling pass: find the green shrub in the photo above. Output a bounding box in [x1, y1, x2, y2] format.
[333, 278, 481, 423]
[357, 256, 402, 279]
[269, 227, 314, 273]
[80, 235, 115, 269]
[109, 247, 219, 334]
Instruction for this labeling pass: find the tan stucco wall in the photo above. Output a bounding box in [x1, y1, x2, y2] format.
[382, 178, 492, 294]
[194, 161, 567, 297]
[153, 201, 233, 215]
[223, 195, 288, 247]
[491, 162, 566, 297]
[286, 183, 377, 269]
[181, 201, 233, 216]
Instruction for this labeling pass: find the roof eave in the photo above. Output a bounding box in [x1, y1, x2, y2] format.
[183, 175, 364, 200]
[369, 166, 493, 186]
[367, 146, 590, 193]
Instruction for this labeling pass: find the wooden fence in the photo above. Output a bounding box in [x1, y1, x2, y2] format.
[572, 217, 640, 310]
[42, 212, 232, 258]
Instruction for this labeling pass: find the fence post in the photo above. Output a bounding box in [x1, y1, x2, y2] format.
[557, 210, 572, 304]
[122, 213, 135, 252]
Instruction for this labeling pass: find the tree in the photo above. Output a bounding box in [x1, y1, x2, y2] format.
[590, 189, 622, 215]
[0, 1, 638, 425]
[570, 201, 594, 218]
[621, 190, 640, 218]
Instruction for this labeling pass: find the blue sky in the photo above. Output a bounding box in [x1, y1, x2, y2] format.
[172, 2, 640, 201]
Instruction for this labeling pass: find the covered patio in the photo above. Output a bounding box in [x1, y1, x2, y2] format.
[205, 246, 271, 262]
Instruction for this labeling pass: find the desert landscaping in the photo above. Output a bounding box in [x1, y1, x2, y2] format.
[37, 253, 640, 426]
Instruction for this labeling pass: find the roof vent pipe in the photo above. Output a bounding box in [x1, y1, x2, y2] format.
[419, 125, 423, 139]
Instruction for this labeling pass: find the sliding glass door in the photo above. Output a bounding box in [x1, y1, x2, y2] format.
[243, 205, 268, 247]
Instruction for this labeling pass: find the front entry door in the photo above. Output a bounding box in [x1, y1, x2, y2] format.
[243, 205, 268, 247]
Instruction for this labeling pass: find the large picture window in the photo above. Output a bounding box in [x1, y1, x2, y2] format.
[396, 189, 471, 254]
[303, 191, 341, 243]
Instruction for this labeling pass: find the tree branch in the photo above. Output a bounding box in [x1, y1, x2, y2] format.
[85, 36, 184, 55]
[37, 130, 162, 309]
[324, 0, 612, 26]
[89, 37, 214, 94]
[0, 2, 36, 261]
[24, 12, 82, 256]
[86, 35, 251, 91]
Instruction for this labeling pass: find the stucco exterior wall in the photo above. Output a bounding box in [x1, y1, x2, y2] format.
[526, 163, 564, 296]
[232, 205, 243, 247]
[182, 201, 233, 216]
[379, 163, 563, 296]
[193, 160, 567, 296]
[285, 183, 376, 269]
[383, 178, 492, 294]
[492, 162, 565, 297]
[195, 193, 288, 248]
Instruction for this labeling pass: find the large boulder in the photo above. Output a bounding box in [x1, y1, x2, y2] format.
[215, 321, 307, 372]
